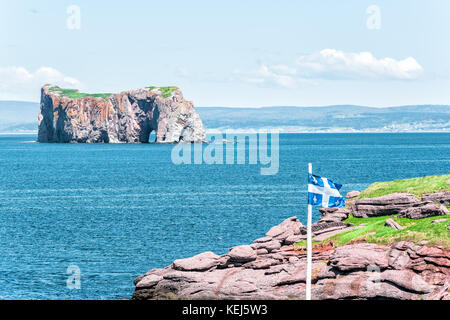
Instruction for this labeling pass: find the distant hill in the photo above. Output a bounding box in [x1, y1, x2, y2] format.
[0, 101, 38, 133]
[0, 100, 449, 133]
[196, 105, 450, 132]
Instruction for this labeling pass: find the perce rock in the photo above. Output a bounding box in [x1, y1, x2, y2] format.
[38, 84, 206, 143]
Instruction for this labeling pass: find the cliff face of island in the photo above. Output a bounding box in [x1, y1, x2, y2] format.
[132, 177, 450, 300]
[38, 85, 206, 143]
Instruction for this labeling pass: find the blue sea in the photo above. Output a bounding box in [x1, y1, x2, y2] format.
[0, 133, 449, 299]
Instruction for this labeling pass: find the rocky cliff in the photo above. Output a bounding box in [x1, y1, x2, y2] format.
[132, 217, 449, 300]
[38, 85, 206, 143]
[132, 190, 450, 300]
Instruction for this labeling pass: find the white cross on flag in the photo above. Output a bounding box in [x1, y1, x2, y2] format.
[308, 174, 345, 208]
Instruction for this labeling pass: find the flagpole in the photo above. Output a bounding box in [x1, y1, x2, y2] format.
[306, 162, 312, 300]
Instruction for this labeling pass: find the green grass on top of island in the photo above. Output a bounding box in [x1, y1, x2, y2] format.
[47, 85, 112, 99]
[46, 85, 179, 99]
[145, 86, 179, 98]
[295, 174, 450, 249]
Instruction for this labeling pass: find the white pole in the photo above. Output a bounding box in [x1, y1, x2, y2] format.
[306, 162, 312, 300]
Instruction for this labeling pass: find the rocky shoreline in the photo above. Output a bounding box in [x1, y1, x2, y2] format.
[132, 191, 450, 300]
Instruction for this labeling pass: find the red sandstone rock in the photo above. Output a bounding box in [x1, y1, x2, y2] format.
[265, 216, 302, 242]
[421, 192, 450, 206]
[251, 240, 281, 253]
[352, 193, 420, 218]
[398, 202, 447, 219]
[380, 269, 434, 293]
[132, 218, 450, 300]
[227, 245, 257, 263]
[313, 226, 363, 242]
[319, 207, 349, 223]
[173, 251, 222, 271]
[330, 243, 390, 271]
[38, 84, 206, 143]
[346, 191, 361, 199]
[385, 218, 404, 230]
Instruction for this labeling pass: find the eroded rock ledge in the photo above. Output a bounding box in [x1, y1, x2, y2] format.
[38, 85, 206, 143]
[132, 215, 449, 300]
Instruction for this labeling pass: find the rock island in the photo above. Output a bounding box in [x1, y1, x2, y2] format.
[38, 85, 206, 144]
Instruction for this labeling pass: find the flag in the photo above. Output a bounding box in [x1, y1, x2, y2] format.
[308, 173, 345, 208]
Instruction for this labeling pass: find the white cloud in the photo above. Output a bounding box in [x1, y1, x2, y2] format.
[296, 49, 423, 80]
[0, 66, 83, 101]
[236, 49, 424, 88]
[233, 64, 311, 89]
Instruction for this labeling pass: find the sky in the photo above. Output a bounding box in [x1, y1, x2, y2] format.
[1, 0, 450, 107]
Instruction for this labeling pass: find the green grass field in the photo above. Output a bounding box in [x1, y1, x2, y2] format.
[48, 85, 112, 99]
[146, 86, 179, 98]
[47, 85, 179, 99]
[295, 174, 450, 249]
[358, 174, 450, 199]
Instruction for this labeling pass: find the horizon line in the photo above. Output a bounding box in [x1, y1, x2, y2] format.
[1, 99, 450, 109]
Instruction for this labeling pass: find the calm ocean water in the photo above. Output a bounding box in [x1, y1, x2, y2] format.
[0, 133, 449, 299]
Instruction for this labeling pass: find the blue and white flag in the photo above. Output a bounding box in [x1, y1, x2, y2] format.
[308, 174, 345, 208]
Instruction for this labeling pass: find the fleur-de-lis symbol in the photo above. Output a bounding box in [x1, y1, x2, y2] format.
[313, 196, 317, 203]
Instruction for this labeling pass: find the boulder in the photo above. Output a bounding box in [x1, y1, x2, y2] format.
[284, 234, 306, 245]
[243, 258, 281, 270]
[421, 192, 450, 206]
[251, 240, 281, 253]
[385, 218, 404, 230]
[265, 216, 302, 241]
[352, 193, 420, 218]
[227, 245, 257, 263]
[346, 191, 361, 199]
[380, 270, 434, 293]
[319, 207, 349, 223]
[136, 274, 164, 289]
[398, 202, 447, 219]
[428, 279, 450, 300]
[275, 262, 334, 286]
[313, 274, 421, 300]
[312, 226, 364, 242]
[330, 243, 390, 271]
[173, 251, 221, 271]
[256, 248, 268, 255]
[300, 221, 351, 236]
[313, 226, 364, 241]
[253, 236, 272, 243]
[388, 248, 411, 270]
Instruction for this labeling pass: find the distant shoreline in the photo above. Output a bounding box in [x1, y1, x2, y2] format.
[205, 129, 450, 134]
[0, 132, 37, 135]
[1, 131, 450, 136]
